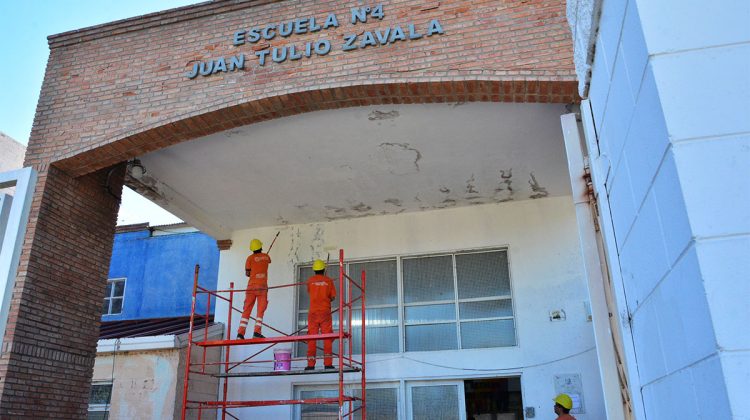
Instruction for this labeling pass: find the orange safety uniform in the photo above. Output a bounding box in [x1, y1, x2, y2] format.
[238, 252, 271, 337]
[306, 273, 337, 367]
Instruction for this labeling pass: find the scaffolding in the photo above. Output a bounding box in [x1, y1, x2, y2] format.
[181, 249, 366, 420]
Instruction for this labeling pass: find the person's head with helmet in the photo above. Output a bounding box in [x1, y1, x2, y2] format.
[553, 393, 575, 419]
[312, 259, 326, 274]
[250, 239, 263, 253]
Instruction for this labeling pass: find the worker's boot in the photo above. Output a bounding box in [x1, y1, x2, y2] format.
[253, 332, 265, 338]
[304, 366, 315, 371]
[324, 365, 335, 370]
[236, 333, 244, 340]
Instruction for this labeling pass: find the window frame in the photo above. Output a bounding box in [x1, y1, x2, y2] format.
[295, 258, 400, 356]
[406, 380, 467, 420]
[293, 247, 516, 355]
[102, 277, 127, 316]
[87, 381, 113, 417]
[293, 381, 400, 420]
[293, 376, 524, 420]
[401, 249, 517, 352]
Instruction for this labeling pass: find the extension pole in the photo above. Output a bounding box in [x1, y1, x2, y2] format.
[266, 231, 281, 253]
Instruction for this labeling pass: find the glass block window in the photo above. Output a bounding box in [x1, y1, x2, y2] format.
[87, 382, 112, 419]
[102, 278, 125, 316]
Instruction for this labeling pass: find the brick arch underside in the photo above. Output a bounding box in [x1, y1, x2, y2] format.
[55, 79, 578, 178]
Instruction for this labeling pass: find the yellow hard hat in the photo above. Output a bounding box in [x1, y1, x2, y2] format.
[553, 393, 573, 410]
[249, 239, 263, 251]
[312, 259, 326, 271]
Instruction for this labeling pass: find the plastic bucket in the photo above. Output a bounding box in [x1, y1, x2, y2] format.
[273, 347, 292, 371]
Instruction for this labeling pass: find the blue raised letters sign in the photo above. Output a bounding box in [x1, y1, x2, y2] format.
[186, 4, 445, 79]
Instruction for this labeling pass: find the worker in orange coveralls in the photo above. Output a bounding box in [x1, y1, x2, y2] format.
[237, 238, 271, 340]
[304, 259, 337, 370]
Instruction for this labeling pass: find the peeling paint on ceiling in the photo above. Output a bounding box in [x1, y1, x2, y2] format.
[368, 110, 400, 120]
[138, 103, 572, 231]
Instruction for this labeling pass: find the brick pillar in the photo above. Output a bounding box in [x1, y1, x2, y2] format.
[0, 164, 124, 418]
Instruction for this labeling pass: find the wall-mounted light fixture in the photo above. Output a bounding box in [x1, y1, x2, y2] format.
[127, 159, 146, 179]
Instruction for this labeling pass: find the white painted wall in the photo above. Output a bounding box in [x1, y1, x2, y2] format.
[215, 196, 606, 419]
[571, 0, 750, 417]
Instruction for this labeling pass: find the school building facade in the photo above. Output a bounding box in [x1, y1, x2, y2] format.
[0, 0, 746, 419]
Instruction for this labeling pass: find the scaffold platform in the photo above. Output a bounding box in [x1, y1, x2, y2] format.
[181, 249, 366, 420]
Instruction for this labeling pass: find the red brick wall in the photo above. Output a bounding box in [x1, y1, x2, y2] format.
[6, 0, 576, 416]
[26, 0, 576, 176]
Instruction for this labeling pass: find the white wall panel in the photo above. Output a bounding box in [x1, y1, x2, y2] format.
[696, 236, 750, 351]
[634, 0, 750, 54]
[651, 44, 750, 141]
[651, 151, 692, 266]
[673, 135, 750, 237]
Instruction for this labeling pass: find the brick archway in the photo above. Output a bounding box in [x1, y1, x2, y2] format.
[55, 79, 578, 178]
[5, 0, 578, 416]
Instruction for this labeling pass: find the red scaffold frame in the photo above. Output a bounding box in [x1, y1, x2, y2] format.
[181, 249, 366, 420]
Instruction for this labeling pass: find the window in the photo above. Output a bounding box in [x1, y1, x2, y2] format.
[403, 255, 458, 351]
[350, 260, 399, 354]
[296, 260, 398, 356]
[455, 251, 515, 349]
[294, 249, 514, 355]
[403, 250, 515, 351]
[87, 382, 113, 419]
[295, 384, 398, 420]
[102, 278, 126, 316]
[409, 383, 461, 420]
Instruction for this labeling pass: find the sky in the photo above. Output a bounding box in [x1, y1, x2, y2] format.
[0, 0, 202, 226]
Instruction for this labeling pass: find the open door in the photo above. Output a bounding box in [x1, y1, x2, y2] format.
[560, 103, 636, 420]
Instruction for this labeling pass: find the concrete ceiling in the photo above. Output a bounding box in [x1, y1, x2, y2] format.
[132, 102, 573, 238]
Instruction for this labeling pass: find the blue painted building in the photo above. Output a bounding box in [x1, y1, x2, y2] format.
[104, 223, 219, 321]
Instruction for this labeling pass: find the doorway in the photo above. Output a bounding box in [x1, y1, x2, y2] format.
[464, 377, 523, 420]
